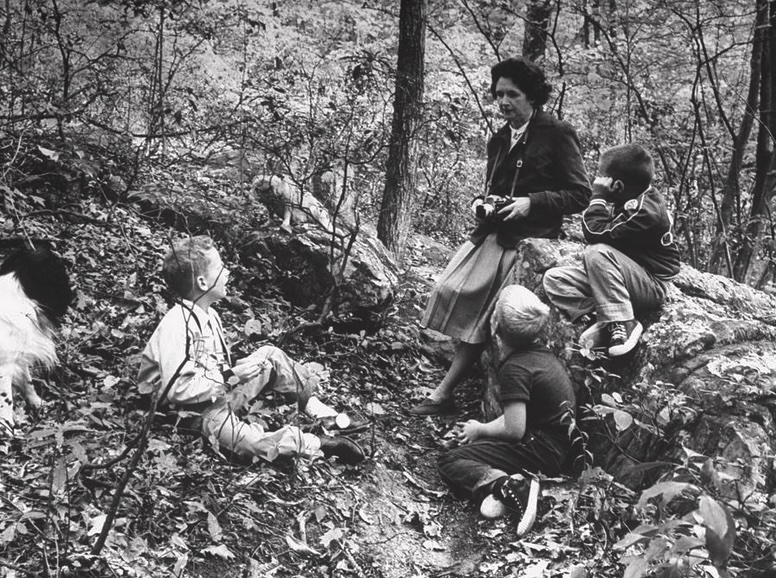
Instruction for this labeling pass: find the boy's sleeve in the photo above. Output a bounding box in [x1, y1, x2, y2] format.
[498, 360, 532, 403]
[137, 309, 222, 406]
[527, 123, 592, 217]
[583, 191, 670, 245]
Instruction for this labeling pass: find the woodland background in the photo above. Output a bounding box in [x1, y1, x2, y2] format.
[1, 0, 776, 577]
[2, 0, 775, 276]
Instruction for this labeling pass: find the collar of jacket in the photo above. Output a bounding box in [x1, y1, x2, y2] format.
[492, 109, 556, 140]
[179, 299, 212, 327]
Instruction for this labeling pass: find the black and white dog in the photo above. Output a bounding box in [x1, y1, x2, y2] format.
[0, 247, 72, 434]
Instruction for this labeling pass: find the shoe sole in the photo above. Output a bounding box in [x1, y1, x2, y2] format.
[409, 400, 457, 416]
[332, 423, 370, 435]
[516, 477, 540, 537]
[578, 321, 607, 349]
[479, 495, 508, 519]
[608, 322, 643, 357]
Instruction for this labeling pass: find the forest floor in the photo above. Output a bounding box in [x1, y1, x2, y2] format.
[0, 191, 623, 578]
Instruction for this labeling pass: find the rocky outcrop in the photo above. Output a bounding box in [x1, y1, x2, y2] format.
[485, 238, 776, 493]
[126, 172, 398, 318]
[243, 225, 399, 317]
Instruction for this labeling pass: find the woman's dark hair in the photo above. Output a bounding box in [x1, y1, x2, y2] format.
[490, 57, 552, 107]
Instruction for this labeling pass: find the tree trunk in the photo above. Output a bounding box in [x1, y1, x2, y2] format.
[708, 0, 766, 276]
[522, 0, 552, 61]
[377, 0, 427, 258]
[733, 0, 775, 282]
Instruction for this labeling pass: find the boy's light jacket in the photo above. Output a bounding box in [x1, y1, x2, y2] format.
[136, 300, 231, 406]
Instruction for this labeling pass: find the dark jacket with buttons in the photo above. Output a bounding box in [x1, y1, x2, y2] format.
[470, 111, 591, 248]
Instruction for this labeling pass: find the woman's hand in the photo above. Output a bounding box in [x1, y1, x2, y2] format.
[471, 198, 490, 224]
[456, 419, 484, 444]
[499, 197, 531, 221]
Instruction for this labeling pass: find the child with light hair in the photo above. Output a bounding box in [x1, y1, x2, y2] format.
[491, 284, 550, 349]
[137, 235, 364, 464]
[437, 285, 577, 536]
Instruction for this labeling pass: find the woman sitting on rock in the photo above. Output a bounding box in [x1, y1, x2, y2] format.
[411, 56, 591, 416]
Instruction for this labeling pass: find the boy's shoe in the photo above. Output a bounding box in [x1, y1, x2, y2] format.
[607, 320, 643, 357]
[329, 418, 370, 436]
[479, 494, 508, 519]
[319, 435, 365, 465]
[492, 474, 541, 537]
[305, 396, 339, 419]
[409, 397, 457, 416]
[578, 321, 608, 349]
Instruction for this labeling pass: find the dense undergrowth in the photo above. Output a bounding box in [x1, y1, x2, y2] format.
[1, 148, 775, 578]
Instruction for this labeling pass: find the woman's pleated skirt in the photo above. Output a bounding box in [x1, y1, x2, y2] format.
[421, 233, 517, 344]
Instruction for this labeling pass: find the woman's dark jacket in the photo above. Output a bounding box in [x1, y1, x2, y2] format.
[470, 110, 591, 248]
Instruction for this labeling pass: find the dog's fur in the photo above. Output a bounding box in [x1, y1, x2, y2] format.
[0, 248, 71, 434]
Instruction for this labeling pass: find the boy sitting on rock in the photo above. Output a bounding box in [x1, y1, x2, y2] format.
[137, 235, 364, 464]
[543, 143, 680, 356]
[437, 285, 578, 536]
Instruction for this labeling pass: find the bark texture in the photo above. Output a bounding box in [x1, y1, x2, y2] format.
[377, 0, 427, 258]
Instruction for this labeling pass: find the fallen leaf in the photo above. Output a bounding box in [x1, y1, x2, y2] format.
[172, 552, 188, 577]
[523, 560, 550, 577]
[88, 514, 107, 536]
[422, 539, 445, 551]
[285, 535, 321, 558]
[365, 402, 385, 415]
[38, 145, 60, 161]
[244, 318, 262, 336]
[207, 512, 222, 542]
[203, 544, 234, 559]
[319, 527, 344, 548]
[423, 521, 442, 538]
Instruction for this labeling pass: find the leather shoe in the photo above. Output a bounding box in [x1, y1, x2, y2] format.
[319, 435, 365, 465]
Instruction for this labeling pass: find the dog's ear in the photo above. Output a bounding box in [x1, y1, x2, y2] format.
[0, 248, 73, 319]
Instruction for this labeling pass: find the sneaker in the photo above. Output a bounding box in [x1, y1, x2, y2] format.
[319, 435, 365, 465]
[607, 320, 643, 357]
[479, 494, 508, 519]
[409, 397, 457, 416]
[305, 396, 339, 419]
[578, 321, 608, 349]
[492, 474, 541, 537]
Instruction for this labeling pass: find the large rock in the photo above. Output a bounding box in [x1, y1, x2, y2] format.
[126, 170, 398, 319]
[247, 225, 399, 317]
[484, 238, 776, 493]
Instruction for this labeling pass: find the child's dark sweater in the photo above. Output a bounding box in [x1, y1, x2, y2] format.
[582, 187, 680, 280]
[498, 344, 576, 440]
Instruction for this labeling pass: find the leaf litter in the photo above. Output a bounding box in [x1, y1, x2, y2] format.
[0, 189, 648, 578]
